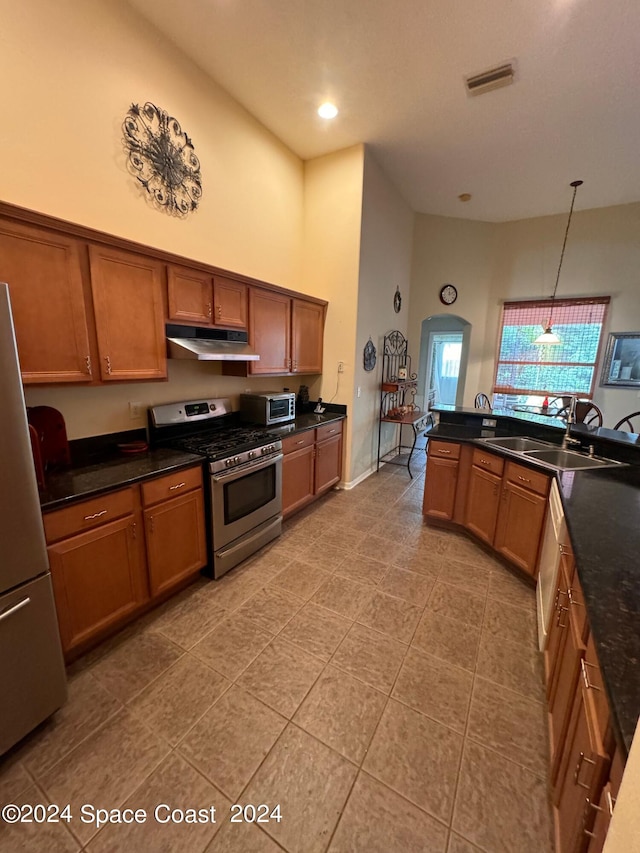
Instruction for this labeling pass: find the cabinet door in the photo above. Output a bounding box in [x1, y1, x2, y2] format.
[549, 605, 586, 784]
[0, 220, 92, 383]
[167, 265, 212, 325]
[144, 489, 207, 597]
[291, 298, 324, 373]
[314, 433, 343, 494]
[423, 456, 459, 521]
[89, 245, 167, 381]
[47, 515, 148, 655]
[213, 276, 247, 329]
[248, 288, 291, 374]
[494, 482, 547, 576]
[464, 465, 501, 545]
[282, 444, 315, 518]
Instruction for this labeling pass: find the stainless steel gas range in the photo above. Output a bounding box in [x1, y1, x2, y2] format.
[149, 398, 282, 578]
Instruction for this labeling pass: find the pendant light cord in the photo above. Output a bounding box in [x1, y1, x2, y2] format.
[548, 180, 583, 325]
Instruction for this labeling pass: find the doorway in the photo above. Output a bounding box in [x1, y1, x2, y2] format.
[426, 333, 463, 405]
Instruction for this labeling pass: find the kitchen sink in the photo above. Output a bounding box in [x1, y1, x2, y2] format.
[482, 436, 553, 452]
[523, 449, 624, 470]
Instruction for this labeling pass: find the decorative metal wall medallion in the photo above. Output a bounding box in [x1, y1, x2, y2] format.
[393, 286, 402, 313]
[363, 337, 377, 371]
[122, 102, 202, 216]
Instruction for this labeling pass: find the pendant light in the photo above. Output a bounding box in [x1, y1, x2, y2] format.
[535, 179, 583, 345]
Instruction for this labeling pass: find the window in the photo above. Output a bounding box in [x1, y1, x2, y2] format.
[493, 297, 609, 402]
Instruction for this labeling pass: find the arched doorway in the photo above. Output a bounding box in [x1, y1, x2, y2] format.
[418, 314, 471, 409]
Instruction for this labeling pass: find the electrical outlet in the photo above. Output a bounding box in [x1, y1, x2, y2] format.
[129, 401, 142, 420]
[338, 361, 344, 373]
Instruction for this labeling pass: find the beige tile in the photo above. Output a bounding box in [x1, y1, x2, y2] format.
[483, 596, 537, 648]
[90, 631, 184, 704]
[445, 535, 501, 569]
[377, 566, 435, 605]
[294, 541, 348, 573]
[206, 572, 263, 613]
[487, 567, 536, 609]
[242, 724, 357, 853]
[205, 820, 282, 852]
[128, 655, 230, 746]
[354, 533, 398, 563]
[335, 554, 388, 586]
[191, 614, 274, 679]
[356, 590, 422, 643]
[363, 699, 463, 823]
[438, 558, 491, 595]
[39, 710, 169, 845]
[237, 547, 291, 583]
[392, 647, 473, 733]
[0, 753, 32, 804]
[467, 676, 548, 777]
[280, 603, 351, 660]
[0, 784, 80, 852]
[17, 669, 121, 779]
[86, 753, 229, 852]
[447, 834, 483, 853]
[179, 686, 286, 799]
[293, 666, 386, 763]
[428, 581, 485, 628]
[236, 638, 324, 717]
[331, 623, 406, 694]
[452, 741, 553, 852]
[311, 574, 375, 619]
[290, 513, 331, 540]
[476, 632, 545, 700]
[395, 546, 444, 576]
[412, 611, 481, 672]
[333, 510, 378, 534]
[235, 587, 304, 634]
[155, 588, 230, 649]
[328, 771, 448, 853]
[269, 560, 331, 600]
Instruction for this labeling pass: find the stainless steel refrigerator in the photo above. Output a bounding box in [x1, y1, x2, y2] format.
[0, 283, 67, 755]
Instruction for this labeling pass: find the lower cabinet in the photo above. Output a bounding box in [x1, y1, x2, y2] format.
[43, 465, 206, 658]
[423, 441, 461, 521]
[464, 449, 503, 544]
[494, 461, 549, 577]
[282, 421, 344, 519]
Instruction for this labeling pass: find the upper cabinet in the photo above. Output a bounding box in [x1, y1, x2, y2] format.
[291, 298, 324, 374]
[88, 246, 167, 382]
[167, 266, 247, 329]
[0, 220, 92, 384]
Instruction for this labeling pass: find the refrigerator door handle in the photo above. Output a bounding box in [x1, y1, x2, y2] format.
[0, 596, 31, 623]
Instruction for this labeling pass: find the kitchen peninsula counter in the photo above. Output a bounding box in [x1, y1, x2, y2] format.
[427, 406, 640, 754]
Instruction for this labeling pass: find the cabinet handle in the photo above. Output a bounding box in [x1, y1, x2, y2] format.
[85, 355, 92, 375]
[559, 543, 570, 556]
[84, 509, 107, 521]
[556, 605, 568, 628]
[295, 439, 305, 445]
[105, 355, 112, 375]
[438, 449, 452, 454]
[580, 658, 601, 691]
[293, 360, 297, 371]
[574, 752, 596, 789]
[131, 521, 137, 539]
[517, 475, 531, 484]
[479, 458, 491, 465]
[328, 428, 336, 434]
[0, 597, 31, 624]
[554, 588, 568, 609]
[493, 483, 499, 496]
[169, 481, 186, 491]
[207, 302, 212, 318]
[606, 790, 616, 817]
[216, 305, 222, 317]
[568, 588, 583, 608]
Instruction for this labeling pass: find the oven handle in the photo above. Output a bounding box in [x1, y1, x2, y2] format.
[212, 453, 283, 484]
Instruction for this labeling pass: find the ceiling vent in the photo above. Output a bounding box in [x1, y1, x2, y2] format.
[465, 62, 514, 96]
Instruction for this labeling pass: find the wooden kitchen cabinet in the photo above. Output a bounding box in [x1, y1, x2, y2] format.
[0, 219, 93, 384]
[464, 450, 504, 545]
[281, 421, 344, 519]
[46, 493, 148, 656]
[315, 432, 342, 494]
[88, 244, 167, 381]
[291, 298, 324, 373]
[423, 441, 460, 521]
[494, 461, 549, 577]
[167, 265, 247, 329]
[248, 287, 291, 374]
[142, 466, 207, 597]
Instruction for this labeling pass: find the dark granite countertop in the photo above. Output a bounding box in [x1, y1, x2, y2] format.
[266, 410, 346, 438]
[40, 448, 204, 512]
[426, 414, 640, 754]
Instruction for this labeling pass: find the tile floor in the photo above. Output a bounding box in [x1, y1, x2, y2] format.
[0, 453, 554, 852]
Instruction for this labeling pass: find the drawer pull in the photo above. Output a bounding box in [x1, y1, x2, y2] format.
[580, 658, 601, 691]
[296, 439, 305, 445]
[556, 605, 568, 628]
[517, 475, 531, 484]
[574, 752, 596, 789]
[169, 482, 186, 491]
[84, 509, 108, 521]
[438, 449, 452, 454]
[554, 588, 568, 609]
[479, 458, 490, 465]
[328, 428, 336, 434]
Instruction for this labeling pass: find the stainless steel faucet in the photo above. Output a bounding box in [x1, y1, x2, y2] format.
[562, 395, 581, 449]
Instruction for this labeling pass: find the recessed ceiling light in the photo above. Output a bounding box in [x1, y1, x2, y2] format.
[318, 102, 338, 119]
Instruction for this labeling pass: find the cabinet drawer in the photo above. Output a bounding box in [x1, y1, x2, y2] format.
[44, 487, 135, 543]
[471, 448, 504, 476]
[282, 430, 315, 454]
[504, 460, 550, 496]
[316, 420, 343, 443]
[428, 440, 460, 460]
[142, 465, 203, 506]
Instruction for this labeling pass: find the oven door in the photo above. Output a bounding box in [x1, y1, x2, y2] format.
[210, 453, 283, 551]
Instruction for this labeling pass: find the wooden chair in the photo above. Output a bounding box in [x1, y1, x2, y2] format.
[613, 411, 640, 432]
[474, 393, 491, 409]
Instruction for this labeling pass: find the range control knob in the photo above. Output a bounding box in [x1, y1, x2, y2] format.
[234, 456, 241, 464]
[248, 450, 256, 459]
[225, 458, 233, 467]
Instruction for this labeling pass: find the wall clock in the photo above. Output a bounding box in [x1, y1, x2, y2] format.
[393, 287, 402, 313]
[122, 102, 202, 216]
[439, 284, 458, 305]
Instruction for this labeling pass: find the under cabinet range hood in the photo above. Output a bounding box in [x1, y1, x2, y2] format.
[166, 324, 260, 361]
